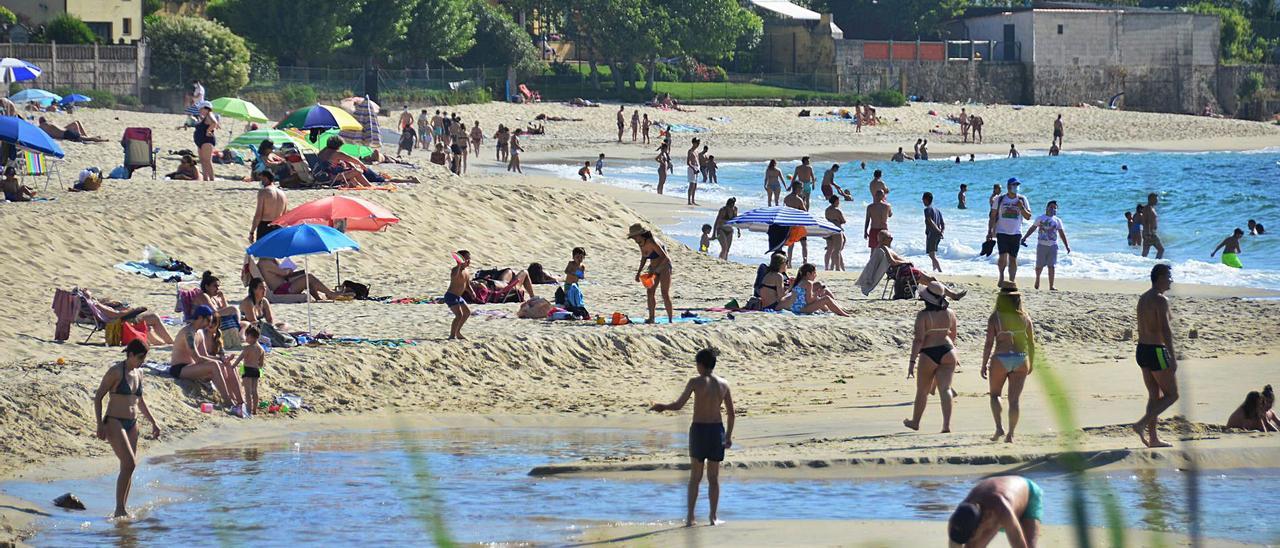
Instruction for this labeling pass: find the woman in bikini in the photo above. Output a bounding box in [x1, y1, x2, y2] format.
[904, 281, 958, 433]
[764, 160, 785, 207]
[980, 282, 1037, 443]
[789, 264, 850, 316]
[93, 340, 162, 518]
[757, 252, 791, 311]
[628, 223, 674, 324]
[239, 277, 293, 340]
[194, 271, 242, 333]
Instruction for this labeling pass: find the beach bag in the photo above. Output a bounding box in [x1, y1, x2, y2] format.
[257, 321, 296, 348]
[341, 280, 369, 300]
[553, 286, 566, 305]
[517, 297, 552, 319]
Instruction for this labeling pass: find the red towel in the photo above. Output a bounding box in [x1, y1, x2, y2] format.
[52, 289, 80, 341]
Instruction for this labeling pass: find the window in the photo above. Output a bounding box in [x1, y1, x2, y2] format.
[123, 18, 132, 36]
[1057, 24, 1064, 35]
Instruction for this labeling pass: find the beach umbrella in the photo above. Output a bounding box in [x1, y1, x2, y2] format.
[246, 223, 360, 332]
[272, 195, 399, 283]
[276, 104, 361, 131]
[230, 128, 318, 154]
[0, 115, 65, 158]
[339, 95, 381, 149]
[306, 128, 373, 158]
[0, 58, 42, 83]
[58, 94, 92, 106]
[9, 88, 61, 106]
[726, 206, 843, 235]
[210, 97, 269, 123]
[339, 96, 379, 115]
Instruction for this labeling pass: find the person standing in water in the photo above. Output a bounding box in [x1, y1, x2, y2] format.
[764, 160, 785, 206]
[1141, 193, 1164, 259]
[93, 340, 162, 518]
[958, 184, 968, 210]
[1209, 228, 1244, 264]
[904, 281, 958, 433]
[655, 151, 668, 195]
[947, 475, 1042, 547]
[987, 178, 1032, 284]
[793, 156, 816, 210]
[1022, 200, 1071, 291]
[1134, 263, 1178, 448]
[981, 282, 1036, 443]
[649, 347, 735, 527]
[869, 169, 889, 199]
[686, 138, 701, 206]
[713, 198, 740, 260]
[923, 192, 945, 272]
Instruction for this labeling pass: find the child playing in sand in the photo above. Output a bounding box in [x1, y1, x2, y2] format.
[561, 247, 590, 319]
[578, 161, 592, 181]
[231, 325, 265, 415]
[595, 153, 605, 175]
[446, 250, 473, 340]
[649, 347, 735, 527]
[699, 224, 713, 254]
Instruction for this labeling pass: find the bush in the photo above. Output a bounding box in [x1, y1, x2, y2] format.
[81, 88, 117, 108]
[43, 14, 97, 44]
[869, 89, 906, 107]
[653, 62, 681, 82]
[709, 66, 728, 83]
[247, 46, 280, 83]
[280, 84, 318, 108]
[116, 94, 141, 107]
[1238, 71, 1265, 101]
[146, 15, 250, 97]
[0, 6, 16, 26]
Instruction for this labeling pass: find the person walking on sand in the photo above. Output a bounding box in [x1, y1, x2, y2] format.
[616, 105, 626, 143]
[445, 250, 474, 340]
[865, 188, 892, 250]
[904, 281, 958, 433]
[948, 475, 1042, 547]
[713, 198, 740, 260]
[764, 159, 784, 206]
[923, 192, 945, 272]
[1022, 200, 1071, 290]
[629, 224, 674, 324]
[1141, 193, 1164, 259]
[1210, 228, 1245, 266]
[94, 340, 162, 518]
[686, 138, 701, 206]
[249, 170, 287, 243]
[987, 178, 1032, 284]
[649, 347, 735, 528]
[1133, 263, 1179, 448]
[825, 195, 847, 271]
[981, 282, 1036, 443]
[1052, 114, 1064, 148]
[507, 129, 524, 173]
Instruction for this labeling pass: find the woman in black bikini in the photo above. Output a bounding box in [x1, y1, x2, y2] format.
[194, 104, 219, 181]
[93, 340, 161, 518]
[628, 223, 674, 323]
[757, 252, 791, 311]
[904, 281, 958, 433]
[980, 282, 1037, 443]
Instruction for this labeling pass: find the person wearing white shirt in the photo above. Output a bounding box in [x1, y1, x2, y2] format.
[1022, 200, 1071, 291]
[987, 178, 1032, 283]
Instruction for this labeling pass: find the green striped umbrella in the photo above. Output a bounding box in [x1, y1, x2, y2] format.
[229, 129, 318, 154]
[308, 128, 372, 158]
[210, 97, 269, 123]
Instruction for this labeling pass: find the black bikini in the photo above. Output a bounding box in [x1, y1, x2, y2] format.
[105, 364, 141, 431]
[918, 311, 954, 365]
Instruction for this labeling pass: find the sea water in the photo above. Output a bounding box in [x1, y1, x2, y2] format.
[5, 428, 1278, 545]
[532, 149, 1280, 289]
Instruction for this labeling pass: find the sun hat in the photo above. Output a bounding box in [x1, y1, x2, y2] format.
[918, 281, 948, 306]
[626, 223, 648, 239]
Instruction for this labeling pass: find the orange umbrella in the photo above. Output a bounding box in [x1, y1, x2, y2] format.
[273, 195, 399, 232]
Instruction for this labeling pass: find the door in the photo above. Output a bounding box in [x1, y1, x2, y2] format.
[1003, 24, 1016, 61]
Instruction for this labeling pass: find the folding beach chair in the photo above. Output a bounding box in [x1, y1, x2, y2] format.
[122, 127, 157, 179]
[15, 150, 62, 191]
[881, 257, 922, 300]
[518, 84, 541, 103]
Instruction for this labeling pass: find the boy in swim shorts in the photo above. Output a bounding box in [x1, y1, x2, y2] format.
[231, 325, 265, 415]
[948, 475, 1042, 547]
[649, 348, 735, 527]
[446, 250, 473, 340]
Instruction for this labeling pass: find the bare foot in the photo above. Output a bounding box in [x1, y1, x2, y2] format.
[1004, 433, 1014, 443]
[990, 429, 1005, 442]
[111, 509, 129, 519]
[941, 428, 951, 433]
[710, 518, 723, 526]
[1131, 422, 1151, 447]
[1148, 438, 1173, 448]
[903, 419, 919, 431]
[685, 518, 695, 528]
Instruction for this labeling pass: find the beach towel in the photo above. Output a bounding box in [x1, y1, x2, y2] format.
[856, 247, 890, 296]
[52, 288, 80, 341]
[175, 287, 201, 321]
[116, 261, 198, 283]
[656, 123, 708, 133]
[626, 316, 717, 325]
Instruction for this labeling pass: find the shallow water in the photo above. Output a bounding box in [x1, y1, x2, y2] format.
[532, 149, 1280, 289]
[6, 428, 1279, 545]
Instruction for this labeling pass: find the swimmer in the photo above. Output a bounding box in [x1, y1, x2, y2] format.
[1248, 219, 1265, 235]
[93, 340, 162, 518]
[947, 475, 1043, 547]
[649, 348, 735, 527]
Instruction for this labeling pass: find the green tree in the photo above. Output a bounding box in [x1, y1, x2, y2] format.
[348, 0, 417, 64]
[1188, 1, 1265, 62]
[0, 6, 17, 27]
[146, 15, 250, 96]
[663, 0, 762, 60]
[208, 0, 353, 66]
[561, 0, 667, 91]
[405, 0, 477, 64]
[43, 14, 97, 44]
[461, 1, 540, 74]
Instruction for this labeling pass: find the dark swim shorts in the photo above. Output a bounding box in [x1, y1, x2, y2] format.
[689, 422, 726, 462]
[1136, 343, 1171, 371]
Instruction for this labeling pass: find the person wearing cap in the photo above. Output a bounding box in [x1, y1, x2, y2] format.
[980, 282, 1036, 443]
[946, 475, 1042, 547]
[169, 304, 248, 417]
[93, 340, 163, 518]
[904, 281, 958, 433]
[628, 223, 674, 324]
[987, 178, 1032, 284]
[249, 160, 288, 243]
[194, 102, 220, 181]
[1022, 200, 1071, 290]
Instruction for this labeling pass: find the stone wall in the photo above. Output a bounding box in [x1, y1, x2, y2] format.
[1215, 64, 1280, 116]
[0, 42, 144, 97]
[835, 42, 1028, 103]
[1029, 64, 1216, 113]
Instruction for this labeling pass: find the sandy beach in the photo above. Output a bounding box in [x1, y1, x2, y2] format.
[1, 103, 1278, 545]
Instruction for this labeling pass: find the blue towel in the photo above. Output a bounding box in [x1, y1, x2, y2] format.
[565, 283, 584, 308]
[115, 261, 197, 282]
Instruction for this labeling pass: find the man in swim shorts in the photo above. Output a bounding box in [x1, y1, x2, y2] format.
[987, 178, 1032, 284]
[446, 250, 473, 340]
[1022, 200, 1070, 290]
[948, 475, 1042, 547]
[1141, 193, 1164, 259]
[1209, 228, 1244, 264]
[686, 138, 701, 206]
[649, 347, 735, 527]
[865, 188, 892, 249]
[793, 156, 816, 209]
[1133, 263, 1178, 448]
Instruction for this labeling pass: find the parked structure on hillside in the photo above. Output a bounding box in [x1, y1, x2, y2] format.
[4, 0, 142, 44]
[749, 0, 844, 76]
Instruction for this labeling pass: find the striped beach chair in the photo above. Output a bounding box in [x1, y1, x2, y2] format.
[16, 150, 62, 191]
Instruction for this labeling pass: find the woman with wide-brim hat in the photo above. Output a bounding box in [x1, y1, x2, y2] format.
[628, 223, 674, 323]
[980, 281, 1037, 443]
[904, 281, 959, 433]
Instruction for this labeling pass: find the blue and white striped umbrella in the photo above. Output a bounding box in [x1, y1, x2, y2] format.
[726, 206, 843, 236]
[0, 58, 42, 83]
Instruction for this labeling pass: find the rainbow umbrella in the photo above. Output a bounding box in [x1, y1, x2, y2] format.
[276, 104, 361, 131]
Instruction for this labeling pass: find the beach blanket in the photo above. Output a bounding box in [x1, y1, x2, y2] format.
[626, 316, 717, 325]
[812, 116, 858, 124]
[116, 261, 198, 282]
[657, 123, 708, 133]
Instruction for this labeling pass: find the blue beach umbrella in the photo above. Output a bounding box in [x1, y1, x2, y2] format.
[0, 115, 65, 158]
[727, 206, 842, 235]
[246, 223, 360, 332]
[59, 94, 93, 106]
[9, 88, 61, 106]
[0, 58, 42, 83]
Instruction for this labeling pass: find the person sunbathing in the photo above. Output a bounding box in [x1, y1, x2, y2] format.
[80, 289, 175, 346]
[255, 258, 346, 301]
[1227, 390, 1274, 432]
[37, 117, 107, 142]
[471, 267, 536, 301]
[318, 136, 419, 186]
[165, 154, 199, 180]
[878, 231, 966, 299]
[525, 123, 545, 135]
[247, 139, 287, 181]
[2, 166, 37, 202]
[535, 113, 582, 122]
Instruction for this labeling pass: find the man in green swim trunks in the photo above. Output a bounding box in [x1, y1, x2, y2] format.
[1209, 228, 1244, 265]
[948, 475, 1042, 547]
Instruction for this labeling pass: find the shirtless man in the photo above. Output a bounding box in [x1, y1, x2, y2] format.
[249, 170, 287, 242]
[970, 114, 984, 143]
[1134, 263, 1178, 448]
[698, 145, 710, 183]
[865, 188, 892, 250]
[1211, 228, 1245, 261]
[869, 169, 889, 199]
[616, 105, 626, 143]
[649, 348, 735, 527]
[793, 156, 816, 209]
[169, 305, 246, 417]
[820, 164, 845, 201]
[958, 184, 968, 210]
[1141, 193, 1165, 259]
[445, 250, 474, 340]
[398, 106, 413, 132]
[686, 138, 701, 206]
[959, 107, 970, 143]
[784, 182, 809, 264]
[1052, 114, 1064, 148]
[1008, 143, 1020, 158]
[38, 117, 106, 142]
[947, 475, 1042, 547]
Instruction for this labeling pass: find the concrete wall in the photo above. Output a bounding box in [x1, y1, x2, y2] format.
[1027, 10, 1218, 67]
[1215, 64, 1280, 116]
[835, 41, 1028, 104]
[760, 16, 838, 75]
[0, 42, 143, 97]
[961, 11, 1035, 62]
[1029, 64, 1216, 113]
[5, 0, 141, 43]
